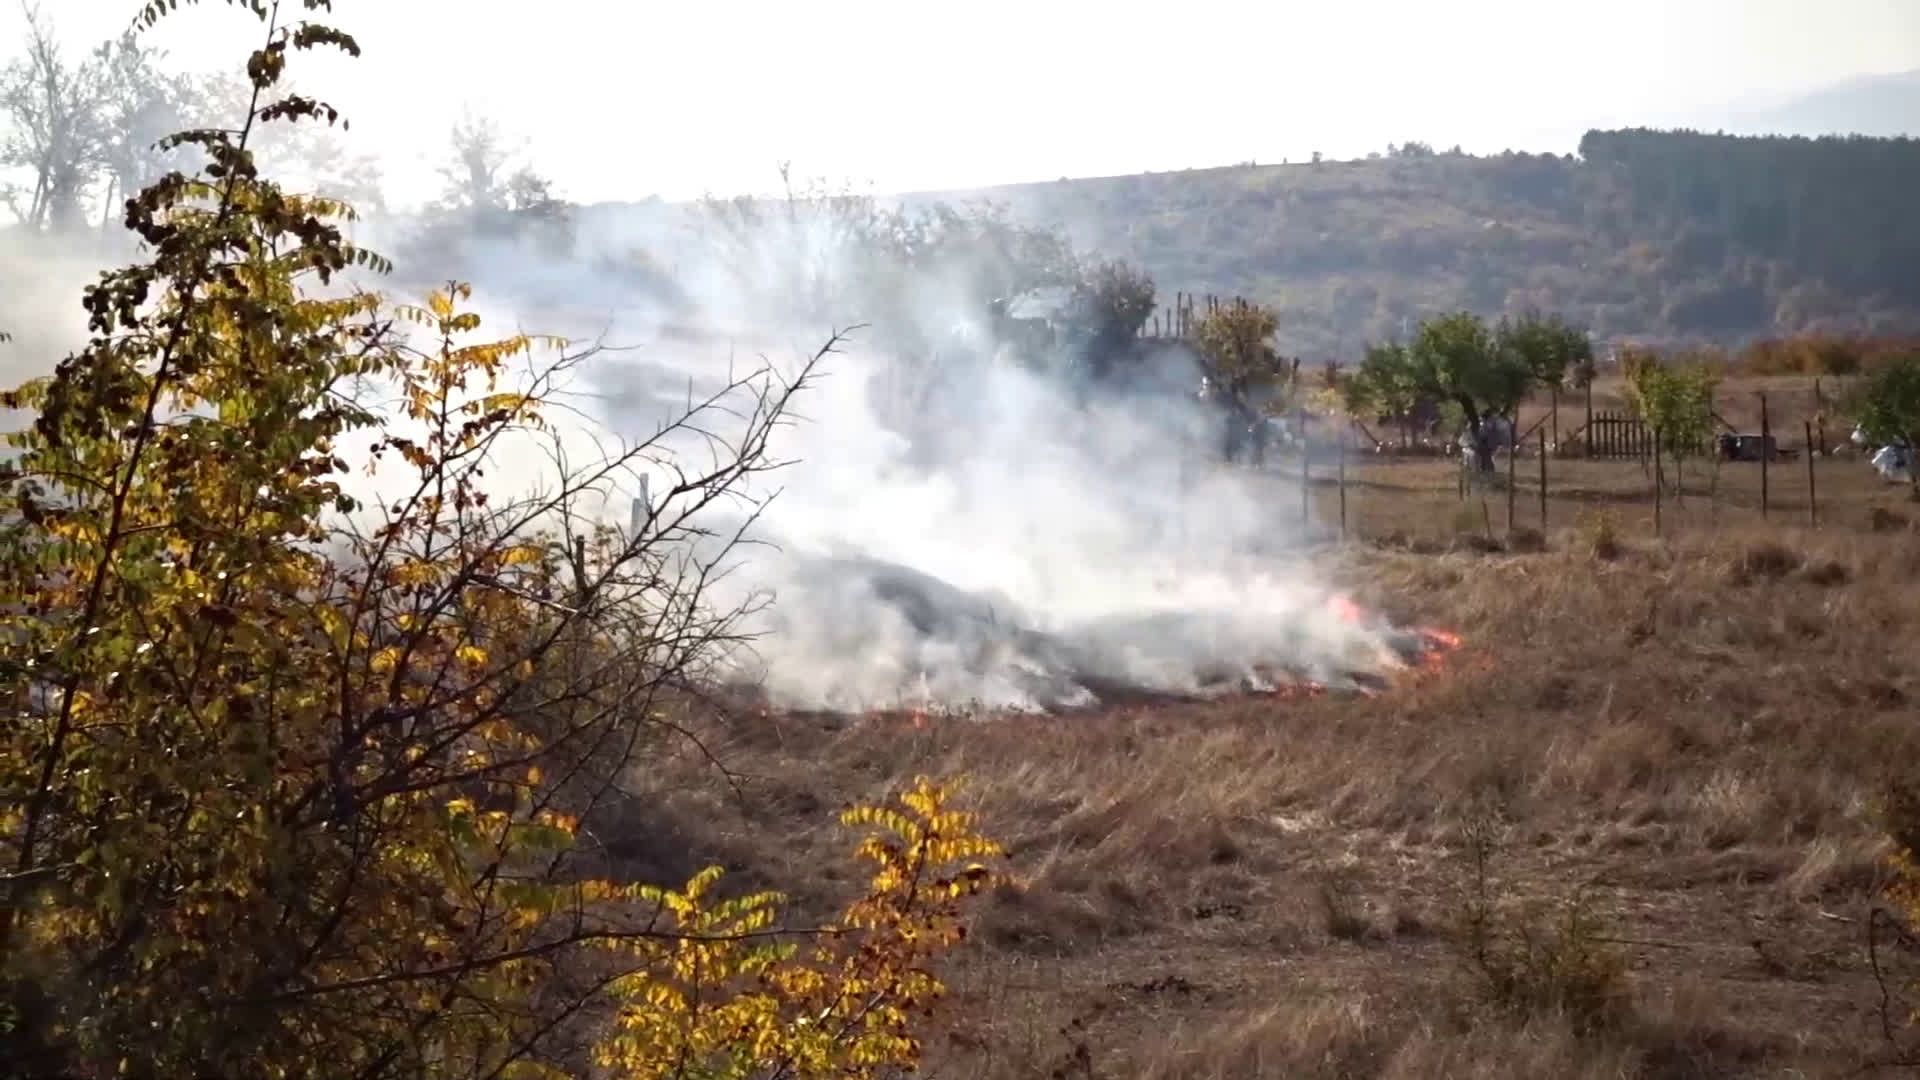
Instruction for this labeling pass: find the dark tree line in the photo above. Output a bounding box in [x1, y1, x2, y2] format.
[1577, 128, 1920, 308]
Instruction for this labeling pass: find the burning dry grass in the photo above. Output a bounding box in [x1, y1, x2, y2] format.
[593, 510, 1920, 1077]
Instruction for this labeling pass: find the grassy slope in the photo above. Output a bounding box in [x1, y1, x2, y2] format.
[607, 414, 1920, 1077]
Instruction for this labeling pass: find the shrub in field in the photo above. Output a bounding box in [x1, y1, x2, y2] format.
[1454, 808, 1630, 1034]
[0, 3, 1000, 1077]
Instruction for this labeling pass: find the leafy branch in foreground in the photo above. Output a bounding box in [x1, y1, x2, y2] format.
[0, 1, 1001, 1077]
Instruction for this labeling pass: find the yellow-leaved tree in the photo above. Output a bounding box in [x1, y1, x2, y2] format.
[0, 2, 1001, 1077]
[1191, 299, 1298, 464]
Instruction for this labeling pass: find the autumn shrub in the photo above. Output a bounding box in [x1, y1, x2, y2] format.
[0, 3, 1000, 1077]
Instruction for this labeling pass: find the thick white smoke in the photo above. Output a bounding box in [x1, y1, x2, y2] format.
[362, 196, 1433, 714]
[1, 191, 1434, 715]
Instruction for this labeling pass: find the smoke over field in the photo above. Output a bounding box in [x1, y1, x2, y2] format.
[379, 197, 1460, 714]
[1, 189, 1458, 715]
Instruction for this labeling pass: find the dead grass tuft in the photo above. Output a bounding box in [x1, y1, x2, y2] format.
[1507, 525, 1548, 553]
[1730, 540, 1803, 584]
[1801, 558, 1854, 586]
[1131, 998, 1391, 1079]
[1868, 506, 1910, 533]
[1317, 864, 1377, 943]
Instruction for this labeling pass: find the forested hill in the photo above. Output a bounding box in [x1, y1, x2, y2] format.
[902, 129, 1920, 360]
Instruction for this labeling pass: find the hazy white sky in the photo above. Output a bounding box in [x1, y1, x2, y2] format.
[7, 0, 1919, 207]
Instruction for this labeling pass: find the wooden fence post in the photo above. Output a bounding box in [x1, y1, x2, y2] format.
[1653, 427, 1663, 536]
[1805, 420, 1817, 526]
[1759, 392, 1770, 520]
[1300, 427, 1311, 525]
[1338, 438, 1348, 540]
[1585, 379, 1594, 458]
[1538, 427, 1548, 529]
[1549, 383, 1559, 452]
[1506, 422, 1517, 533]
[1813, 377, 1826, 457]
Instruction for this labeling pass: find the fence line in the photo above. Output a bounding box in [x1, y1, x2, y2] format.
[1266, 424, 1860, 549]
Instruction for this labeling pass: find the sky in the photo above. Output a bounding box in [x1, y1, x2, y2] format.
[4, 0, 1919, 209]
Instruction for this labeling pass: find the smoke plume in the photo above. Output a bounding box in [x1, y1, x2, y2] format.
[369, 193, 1443, 715]
[1, 188, 1440, 715]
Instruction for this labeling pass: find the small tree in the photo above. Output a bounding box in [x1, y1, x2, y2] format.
[1850, 352, 1920, 497]
[1193, 300, 1296, 463]
[1625, 353, 1719, 493]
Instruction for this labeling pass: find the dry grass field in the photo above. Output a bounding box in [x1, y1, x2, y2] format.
[604, 390, 1920, 1078]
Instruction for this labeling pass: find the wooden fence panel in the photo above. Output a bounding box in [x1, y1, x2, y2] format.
[1580, 411, 1709, 459]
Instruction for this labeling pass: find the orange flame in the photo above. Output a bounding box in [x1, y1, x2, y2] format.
[1411, 627, 1464, 676]
[1326, 593, 1366, 624]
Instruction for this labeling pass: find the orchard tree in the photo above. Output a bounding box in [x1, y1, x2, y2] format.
[1499, 309, 1594, 393]
[1405, 311, 1512, 472]
[403, 111, 571, 270]
[1850, 352, 1920, 496]
[435, 110, 561, 220]
[0, 2, 1001, 1078]
[1401, 310, 1591, 472]
[87, 31, 196, 232]
[1345, 341, 1422, 448]
[1193, 299, 1297, 463]
[1066, 257, 1156, 378]
[0, 3, 109, 231]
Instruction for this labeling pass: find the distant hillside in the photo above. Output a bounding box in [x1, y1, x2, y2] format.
[900, 129, 1920, 360]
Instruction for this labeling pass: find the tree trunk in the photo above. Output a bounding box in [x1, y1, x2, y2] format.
[1458, 397, 1495, 474]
